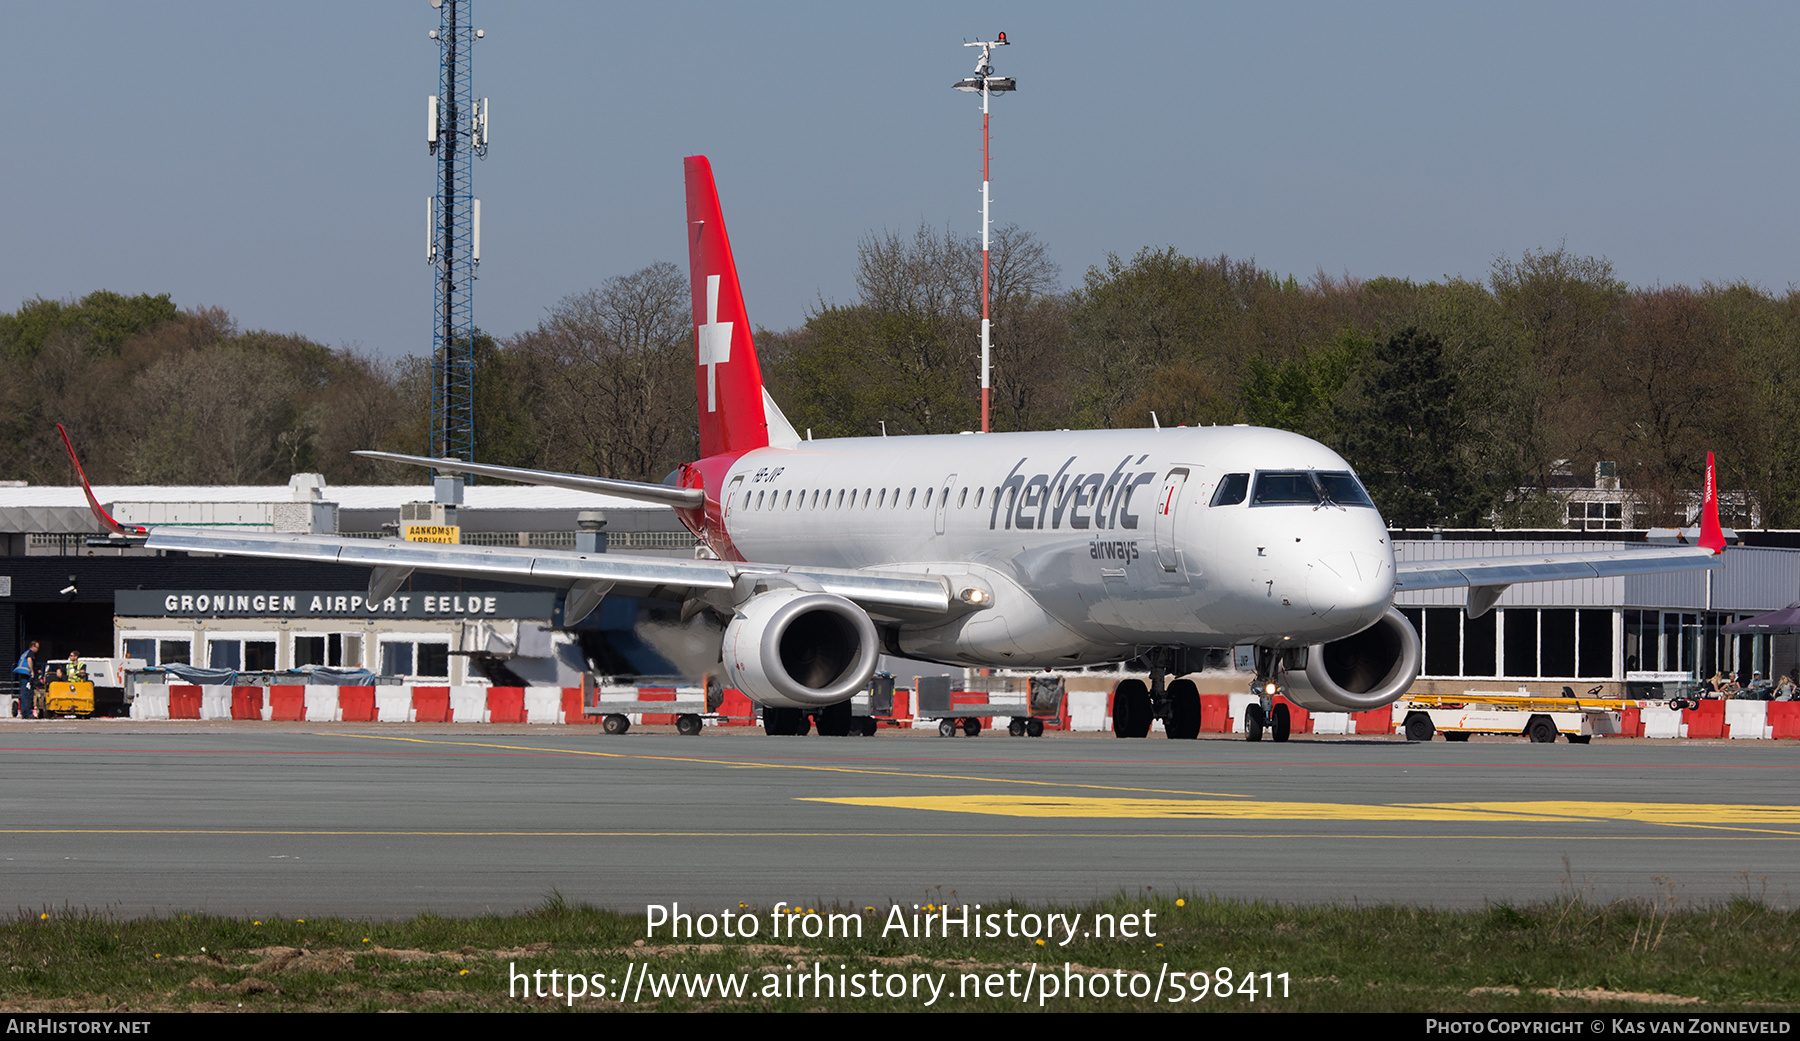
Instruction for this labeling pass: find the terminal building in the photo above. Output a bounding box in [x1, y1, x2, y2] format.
[1, 473, 1796, 698]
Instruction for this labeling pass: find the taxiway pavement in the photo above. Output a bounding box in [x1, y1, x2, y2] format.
[2, 723, 1794, 916]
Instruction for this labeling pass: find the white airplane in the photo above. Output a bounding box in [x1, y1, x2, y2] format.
[68, 156, 1728, 740]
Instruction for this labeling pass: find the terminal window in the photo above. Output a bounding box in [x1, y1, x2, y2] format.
[294, 633, 361, 668]
[121, 639, 191, 666]
[381, 640, 449, 679]
[208, 639, 276, 671]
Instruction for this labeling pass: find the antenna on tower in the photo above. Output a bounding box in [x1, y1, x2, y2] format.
[425, 0, 490, 480]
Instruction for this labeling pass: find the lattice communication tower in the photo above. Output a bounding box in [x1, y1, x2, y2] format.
[425, 0, 489, 474]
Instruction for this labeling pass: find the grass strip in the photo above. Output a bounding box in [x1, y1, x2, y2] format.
[2, 889, 1797, 1012]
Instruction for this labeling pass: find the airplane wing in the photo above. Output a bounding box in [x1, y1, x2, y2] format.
[1395, 544, 1722, 591]
[140, 527, 959, 625]
[1396, 451, 1730, 617]
[1395, 544, 1721, 617]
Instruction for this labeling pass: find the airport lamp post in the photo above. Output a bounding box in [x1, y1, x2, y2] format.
[953, 34, 1014, 434]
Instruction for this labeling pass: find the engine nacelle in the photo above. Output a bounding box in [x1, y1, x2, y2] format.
[1281, 606, 1421, 713]
[721, 588, 879, 709]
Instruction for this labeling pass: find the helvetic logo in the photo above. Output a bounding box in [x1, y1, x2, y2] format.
[988, 455, 1155, 532]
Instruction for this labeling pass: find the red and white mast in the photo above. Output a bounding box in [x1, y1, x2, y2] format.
[954, 34, 1014, 433]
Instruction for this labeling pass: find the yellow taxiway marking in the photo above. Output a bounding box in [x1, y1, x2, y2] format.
[1414, 801, 1800, 826]
[807, 795, 1800, 830]
[807, 796, 1570, 821]
[327, 733, 1251, 799]
[1, 829, 1794, 841]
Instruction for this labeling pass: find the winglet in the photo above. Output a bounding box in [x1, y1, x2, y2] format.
[56, 424, 143, 536]
[1697, 451, 1726, 553]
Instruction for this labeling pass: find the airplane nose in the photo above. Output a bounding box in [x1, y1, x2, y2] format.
[1306, 551, 1392, 626]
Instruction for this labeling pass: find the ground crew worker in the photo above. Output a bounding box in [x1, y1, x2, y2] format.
[12, 641, 38, 719]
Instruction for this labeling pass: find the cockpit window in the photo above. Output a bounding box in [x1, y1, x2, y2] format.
[1251, 472, 1321, 505]
[1250, 470, 1377, 508]
[1315, 471, 1375, 507]
[1209, 473, 1249, 507]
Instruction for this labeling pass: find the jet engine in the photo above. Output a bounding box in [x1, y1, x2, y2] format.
[1281, 606, 1421, 713]
[721, 588, 880, 709]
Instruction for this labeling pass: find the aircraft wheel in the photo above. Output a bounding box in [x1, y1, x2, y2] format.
[1403, 712, 1435, 742]
[602, 713, 629, 735]
[938, 719, 956, 738]
[1244, 702, 1265, 742]
[1008, 719, 1025, 737]
[1527, 716, 1558, 744]
[1271, 702, 1291, 743]
[858, 716, 878, 736]
[675, 713, 702, 736]
[1165, 679, 1201, 740]
[816, 701, 852, 737]
[1444, 731, 1471, 742]
[1112, 679, 1152, 738]
[1026, 718, 1044, 738]
[764, 707, 803, 736]
[962, 717, 981, 737]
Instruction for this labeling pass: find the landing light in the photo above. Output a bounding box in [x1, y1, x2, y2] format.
[958, 587, 990, 605]
[1262, 681, 1279, 696]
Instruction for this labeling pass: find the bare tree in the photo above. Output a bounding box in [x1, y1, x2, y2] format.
[508, 263, 694, 482]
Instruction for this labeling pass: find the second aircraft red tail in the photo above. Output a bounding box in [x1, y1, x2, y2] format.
[1698, 451, 1726, 553]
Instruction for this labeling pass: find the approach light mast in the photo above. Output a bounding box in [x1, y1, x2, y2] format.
[953, 33, 1014, 434]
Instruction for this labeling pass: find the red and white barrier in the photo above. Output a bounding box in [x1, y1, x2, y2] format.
[106, 682, 1800, 739]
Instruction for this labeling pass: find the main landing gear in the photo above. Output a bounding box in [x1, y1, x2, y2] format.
[1117, 646, 1293, 743]
[762, 704, 879, 737]
[1109, 649, 1218, 741]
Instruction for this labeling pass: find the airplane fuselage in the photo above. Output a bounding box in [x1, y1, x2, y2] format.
[699, 425, 1396, 668]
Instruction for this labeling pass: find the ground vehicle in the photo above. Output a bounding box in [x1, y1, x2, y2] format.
[1396, 690, 1625, 743]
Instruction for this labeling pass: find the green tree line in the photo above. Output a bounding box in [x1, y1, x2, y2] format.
[8, 236, 1799, 530]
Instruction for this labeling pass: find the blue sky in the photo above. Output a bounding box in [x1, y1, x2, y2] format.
[4, 2, 1796, 358]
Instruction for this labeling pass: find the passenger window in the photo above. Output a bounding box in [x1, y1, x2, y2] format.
[1210, 473, 1249, 507]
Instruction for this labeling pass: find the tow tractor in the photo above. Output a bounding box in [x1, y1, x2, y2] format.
[38, 657, 142, 718]
[1395, 687, 1626, 744]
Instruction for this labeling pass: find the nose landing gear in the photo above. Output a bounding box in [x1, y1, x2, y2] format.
[1248, 646, 1292, 742]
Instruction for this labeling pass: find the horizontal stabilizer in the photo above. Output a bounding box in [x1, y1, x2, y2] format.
[352, 451, 705, 509]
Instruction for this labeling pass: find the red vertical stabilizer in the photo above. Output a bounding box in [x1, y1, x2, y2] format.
[685, 155, 770, 460]
[1698, 451, 1726, 553]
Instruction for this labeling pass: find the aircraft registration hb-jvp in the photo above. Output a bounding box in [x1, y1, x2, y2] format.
[65, 156, 1729, 740]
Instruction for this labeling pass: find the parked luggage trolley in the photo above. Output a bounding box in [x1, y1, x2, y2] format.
[1395, 687, 1626, 744]
[917, 673, 1065, 737]
[584, 677, 712, 735]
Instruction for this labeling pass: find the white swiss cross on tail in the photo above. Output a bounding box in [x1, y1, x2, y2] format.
[697, 274, 732, 412]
